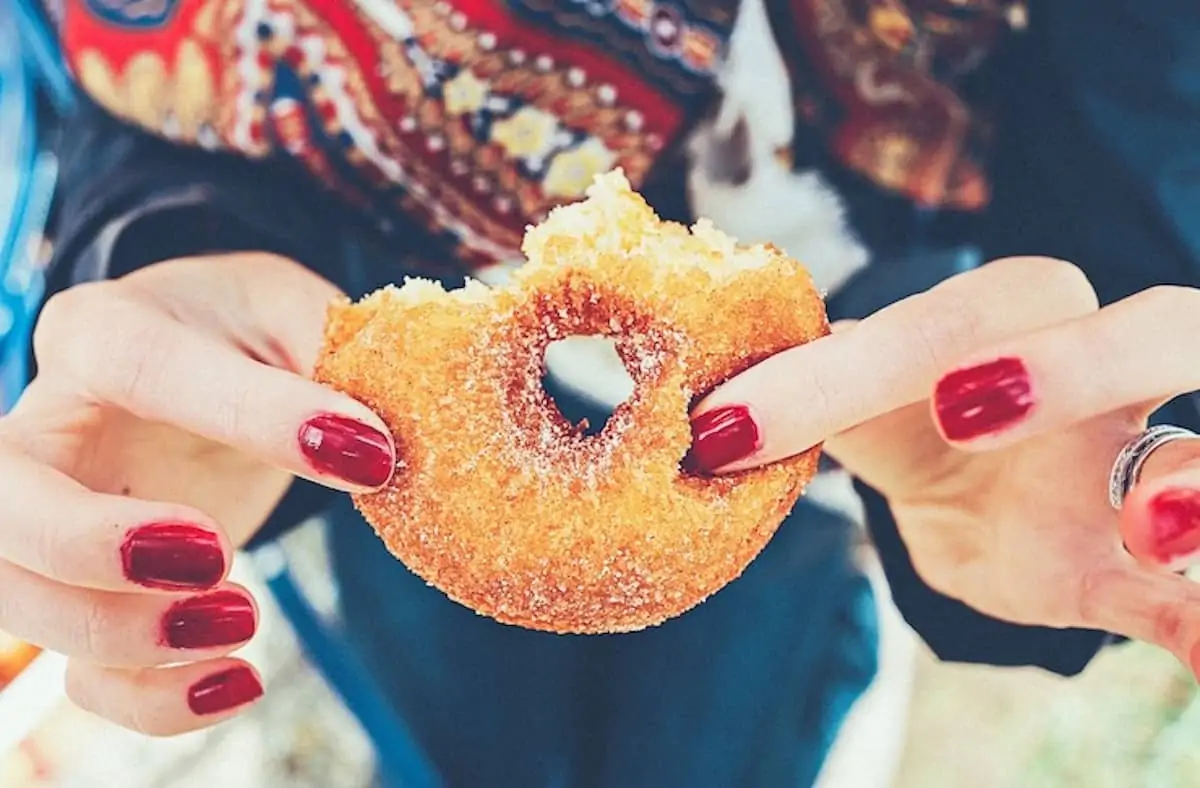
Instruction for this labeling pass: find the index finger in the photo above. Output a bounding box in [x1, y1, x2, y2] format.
[689, 257, 1099, 473]
[35, 286, 395, 493]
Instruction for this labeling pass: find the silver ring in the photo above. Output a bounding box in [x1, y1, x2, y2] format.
[1108, 424, 1198, 509]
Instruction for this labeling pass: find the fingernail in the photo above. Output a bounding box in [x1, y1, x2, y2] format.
[121, 523, 225, 591]
[162, 590, 257, 650]
[298, 414, 394, 488]
[188, 666, 264, 716]
[933, 357, 1034, 441]
[1147, 488, 1200, 564]
[684, 404, 761, 473]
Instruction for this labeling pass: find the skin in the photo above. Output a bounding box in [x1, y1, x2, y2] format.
[0, 253, 393, 735]
[699, 256, 1200, 679]
[3, 252, 1194, 735]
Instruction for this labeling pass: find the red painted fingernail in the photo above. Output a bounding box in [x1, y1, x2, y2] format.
[121, 523, 225, 591]
[684, 405, 761, 473]
[298, 414, 394, 488]
[1147, 488, 1200, 564]
[162, 591, 257, 650]
[933, 357, 1034, 441]
[188, 667, 264, 716]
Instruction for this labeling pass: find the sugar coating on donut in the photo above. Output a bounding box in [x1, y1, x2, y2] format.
[315, 169, 829, 634]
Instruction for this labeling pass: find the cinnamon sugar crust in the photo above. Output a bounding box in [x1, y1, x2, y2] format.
[314, 170, 829, 633]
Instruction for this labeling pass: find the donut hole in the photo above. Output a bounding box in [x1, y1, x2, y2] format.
[541, 335, 636, 436]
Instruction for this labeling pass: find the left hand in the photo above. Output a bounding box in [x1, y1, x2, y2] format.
[690, 256, 1200, 677]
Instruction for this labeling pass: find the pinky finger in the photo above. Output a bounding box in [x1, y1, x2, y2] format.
[66, 658, 264, 736]
[1117, 439, 1200, 571]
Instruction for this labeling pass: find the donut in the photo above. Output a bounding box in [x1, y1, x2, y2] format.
[314, 170, 829, 633]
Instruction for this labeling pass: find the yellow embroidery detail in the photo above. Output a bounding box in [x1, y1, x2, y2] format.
[490, 106, 560, 159]
[543, 138, 618, 198]
[443, 69, 491, 117]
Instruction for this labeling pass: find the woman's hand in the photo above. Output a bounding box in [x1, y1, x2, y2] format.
[0, 254, 394, 734]
[692, 257, 1200, 677]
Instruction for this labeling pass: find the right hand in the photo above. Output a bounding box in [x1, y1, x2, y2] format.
[0, 253, 395, 735]
[694, 258, 1200, 678]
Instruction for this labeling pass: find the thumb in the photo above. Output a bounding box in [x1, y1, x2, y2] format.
[687, 257, 1096, 475]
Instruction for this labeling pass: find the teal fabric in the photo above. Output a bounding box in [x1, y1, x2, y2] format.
[329, 383, 879, 788]
[984, 0, 1200, 303]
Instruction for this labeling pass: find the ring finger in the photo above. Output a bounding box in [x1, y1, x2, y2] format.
[1077, 558, 1200, 676]
[930, 286, 1200, 448]
[0, 560, 257, 667]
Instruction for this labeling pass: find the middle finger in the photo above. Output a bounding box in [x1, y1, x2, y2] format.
[691, 256, 1099, 472]
[931, 286, 1200, 448]
[0, 559, 257, 667]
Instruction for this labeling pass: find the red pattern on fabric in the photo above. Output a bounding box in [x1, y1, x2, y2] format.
[59, 0, 1018, 263]
[58, 0, 700, 273]
[303, 0, 403, 119]
[772, 0, 1018, 211]
[456, 0, 682, 134]
[61, 3, 200, 71]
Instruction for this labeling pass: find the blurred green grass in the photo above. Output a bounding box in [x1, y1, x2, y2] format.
[897, 641, 1199, 788]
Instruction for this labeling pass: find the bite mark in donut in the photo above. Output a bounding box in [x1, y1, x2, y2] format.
[314, 170, 830, 634]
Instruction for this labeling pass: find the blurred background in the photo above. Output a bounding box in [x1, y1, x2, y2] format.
[3, 1, 1200, 786]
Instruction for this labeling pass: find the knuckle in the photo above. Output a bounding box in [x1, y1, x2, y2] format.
[913, 290, 982, 371]
[211, 250, 304, 282]
[971, 256, 1099, 326]
[63, 661, 98, 713]
[79, 309, 175, 407]
[1136, 284, 1200, 316]
[1075, 565, 1112, 627]
[122, 688, 170, 736]
[75, 597, 118, 662]
[1078, 566, 1195, 651]
[240, 250, 299, 269]
[66, 665, 168, 736]
[991, 255, 1078, 281]
[33, 283, 105, 362]
[36, 284, 161, 396]
[1151, 601, 1187, 650]
[210, 380, 253, 442]
[1033, 259, 1100, 313]
[31, 511, 72, 582]
[1124, 286, 1200, 346]
[103, 327, 173, 408]
[0, 594, 20, 644]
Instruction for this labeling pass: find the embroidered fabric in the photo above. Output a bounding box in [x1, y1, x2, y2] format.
[57, 0, 1020, 279]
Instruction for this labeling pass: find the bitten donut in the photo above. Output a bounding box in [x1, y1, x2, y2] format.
[314, 170, 829, 633]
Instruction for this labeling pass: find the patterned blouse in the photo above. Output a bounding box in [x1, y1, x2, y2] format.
[55, 0, 1025, 280]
